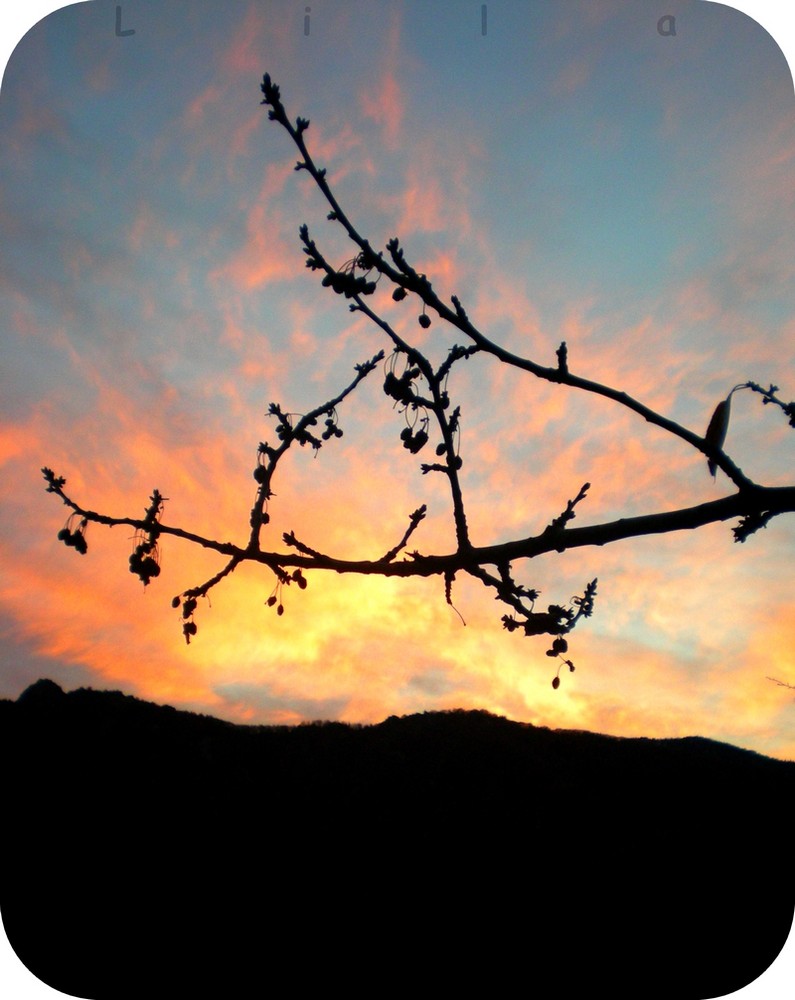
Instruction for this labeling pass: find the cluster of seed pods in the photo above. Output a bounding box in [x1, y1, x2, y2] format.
[321, 408, 343, 441]
[57, 516, 88, 555]
[172, 595, 198, 644]
[129, 538, 161, 586]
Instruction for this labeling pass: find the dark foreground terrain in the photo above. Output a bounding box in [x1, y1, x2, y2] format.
[1, 679, 793, 998]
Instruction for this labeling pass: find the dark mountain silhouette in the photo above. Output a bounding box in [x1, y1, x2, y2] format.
[2, 679, 793, 998]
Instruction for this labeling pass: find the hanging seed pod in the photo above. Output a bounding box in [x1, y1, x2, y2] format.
[552, 676, 561, 689]
[418, 313, 431, 329]
[383, 372, 401, 399]
[141, 556, 160, 581]
[392, 287, 407, 302]
[407, 430, 428, 453]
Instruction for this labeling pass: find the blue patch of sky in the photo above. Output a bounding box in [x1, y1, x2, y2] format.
[397, 0, 794, 337]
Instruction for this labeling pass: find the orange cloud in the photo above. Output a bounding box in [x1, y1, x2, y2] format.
[7, 372, 794, 760]
[0, 422, 40, 468]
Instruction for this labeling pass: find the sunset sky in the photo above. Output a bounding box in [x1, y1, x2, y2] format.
[2, 0, 795, 769]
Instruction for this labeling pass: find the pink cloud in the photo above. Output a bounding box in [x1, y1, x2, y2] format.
[227, 110, 265, 167]
[127, 202, 181, 255]
[359, 72, 404, 150]
[392, 133, 485, 244]
[184, 83, 225, 127]
[220, 4, 288, 77]
[85, 57, 112, 93]
[209, 189, 298, 290]
[357, 8, 404, 148]
[550, 57, 592, 98]
[290, 119, 375, 199]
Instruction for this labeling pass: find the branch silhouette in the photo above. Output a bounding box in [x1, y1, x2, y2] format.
[41, 73, 795, 687]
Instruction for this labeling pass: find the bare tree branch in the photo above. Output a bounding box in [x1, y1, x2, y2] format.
[768, 676, 795, 691]
[40, 75, 795, 688]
